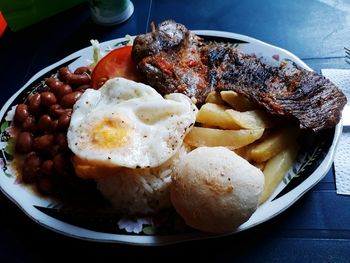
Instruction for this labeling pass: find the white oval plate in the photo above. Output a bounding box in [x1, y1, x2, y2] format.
[0, 31, 342, 246]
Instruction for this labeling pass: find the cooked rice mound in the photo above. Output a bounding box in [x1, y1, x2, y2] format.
[95, 147, 187, 215]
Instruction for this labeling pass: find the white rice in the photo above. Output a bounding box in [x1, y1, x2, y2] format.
[96, 146, 188, 215]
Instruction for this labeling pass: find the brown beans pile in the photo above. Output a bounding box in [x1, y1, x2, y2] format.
[14, 66, 91, 195]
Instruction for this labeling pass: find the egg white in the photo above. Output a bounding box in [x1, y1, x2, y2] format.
[67, 77, 197, 168]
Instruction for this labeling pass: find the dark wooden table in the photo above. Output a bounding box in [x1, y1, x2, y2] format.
[1, 1, 350, 262]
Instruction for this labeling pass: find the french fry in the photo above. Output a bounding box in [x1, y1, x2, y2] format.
[184, 127, 264, 150]
[196, 103, 241, 129]
[250, 128, 297, 163]
[220, 90, 257, 111]
[226, 109, 275, 129]
[205, 91, 225, 105]
[259, 143, 299, 204]
[254, 162, 266, 171]
[233, 143, 255, 161]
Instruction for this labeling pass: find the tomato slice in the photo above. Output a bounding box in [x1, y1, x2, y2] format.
[90, 45, 141, 89]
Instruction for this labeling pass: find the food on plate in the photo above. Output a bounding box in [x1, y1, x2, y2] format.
[171, 147, 264, 233]
[96, 146, 187, 215]
[132, 20, 197, 62]
[132, 20, 347, 132]
[208, 46, 347, 132]
[259, 144, 299, 204]
[12, 66, 92, 193]
[186, 88, 299, 207]
[250, 127, 298, 163]
[132, 20, 210, 105]
[90, 45, 141, 89]
[9, 19, 345, 236]
[205, 91, 225, 105]
[68, 77, 197, 169]
[220, 91, 256, 111]
[184, 127, 264, 149]
[67, 77, 196, 214]
[196, 103, 240, 129]
[225, 109, 276, 129]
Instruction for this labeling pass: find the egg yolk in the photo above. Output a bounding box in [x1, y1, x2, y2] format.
[91, 117, 132, 149]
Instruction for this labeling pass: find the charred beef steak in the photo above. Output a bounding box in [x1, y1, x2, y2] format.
[132, 20, 347, 132]
[132, 20, 192, 61]
[208, 46, 347, 132]
[132, 20, 211, 104]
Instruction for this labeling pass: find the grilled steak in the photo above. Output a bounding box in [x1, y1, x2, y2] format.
[133, 20, 211, 104]
[132, 20, 193, 61]
[208, 46, 347, 132]
[132, 20, 347, 132]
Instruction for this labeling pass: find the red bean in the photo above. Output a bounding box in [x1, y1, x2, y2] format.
[58, 67, 90, 86]
[41, 160, 54, 176]
[53, 153, 69, 176]
[37, 177, 54, 194]
[49, 104, 65, 118]
[49, 145, 60, 157]
[17, 66, 91, 191]
[56, 84, 72, 101]
[28, 93, 41, 115]
[14, 104, 29, 123]
[21, 115, 37, 132]
[38, 115, 53, 132]
[75, 84, 90, 92]
[58, 67, 72, 83]
[68, 74, 90, 86]
[51, 119, 58, 132]
[22, 153, 41, 183]
[74, 66, 90, 75]
[39, 86, 50, 93]
[46, 77, 63, 91]
[33, 134, 54, 152]
[55, 133, 68, 150]
[57, 111, 71, 130]
[40, 92, 57, 107]
[16, 132, 33, 153]
[61, 91, 82, 109]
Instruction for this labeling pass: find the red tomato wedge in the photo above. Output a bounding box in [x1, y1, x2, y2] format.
[90, 45, 141, 89]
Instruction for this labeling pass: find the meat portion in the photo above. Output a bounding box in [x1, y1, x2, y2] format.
[137, 52, 210, 104]
[133, 20, 212, 104]
[132, 20, 199, 61]
[207, 46, 347, 132]
[132, 20, 347, 132]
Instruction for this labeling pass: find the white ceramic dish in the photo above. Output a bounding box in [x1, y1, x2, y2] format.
[0, 31, 342, 246]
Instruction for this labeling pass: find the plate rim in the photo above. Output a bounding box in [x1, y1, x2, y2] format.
[0, 30, 342, 246]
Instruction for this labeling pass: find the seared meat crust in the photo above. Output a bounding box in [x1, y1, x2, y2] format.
[132, 20, 347, 132]
[208, 46, 347, 132]
[133, 20, 211, 104]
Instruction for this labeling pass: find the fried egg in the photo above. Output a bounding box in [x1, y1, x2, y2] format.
[67, 77, 197, 169]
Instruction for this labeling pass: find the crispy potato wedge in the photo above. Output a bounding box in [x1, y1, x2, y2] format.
[220, 90, 257, 111]
[184, 127, 264, 149]
[250, 128, 297, 163]
[254, 162, 266, 171]
[226, 109, 275, 129]
[233, 143, 255, 161]
[196, 103, 241, 129]
[205, 91, 225, 105]
[259, 143, 299, 204]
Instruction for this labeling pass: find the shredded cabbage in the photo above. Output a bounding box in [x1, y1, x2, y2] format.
[90, 35, 134, 66]
[125, 34, 134, 46]
[90, 39, 103, 66]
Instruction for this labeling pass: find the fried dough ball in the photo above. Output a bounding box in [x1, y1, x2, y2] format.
[171, 146, 264, 233]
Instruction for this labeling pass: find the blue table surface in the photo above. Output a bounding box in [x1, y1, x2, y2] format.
[1, 0, 350, 262]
